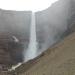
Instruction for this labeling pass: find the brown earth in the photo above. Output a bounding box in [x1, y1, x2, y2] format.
[14, 31, 75, 75]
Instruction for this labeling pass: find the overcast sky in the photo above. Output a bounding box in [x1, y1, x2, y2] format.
[0, 0, 58, 12]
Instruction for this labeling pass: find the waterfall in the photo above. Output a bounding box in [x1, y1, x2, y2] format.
[24, 12, 38, 62]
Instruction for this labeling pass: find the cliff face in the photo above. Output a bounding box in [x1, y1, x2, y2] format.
[0, 10, 31, 64]
[15, 30, 75, 75]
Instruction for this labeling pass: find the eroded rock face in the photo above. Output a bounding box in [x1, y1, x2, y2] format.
[0, 33, 24, 64]
[0, 11, 31, 64]
[36, 0, 71, 51]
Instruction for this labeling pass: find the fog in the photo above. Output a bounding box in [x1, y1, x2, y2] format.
[36, 0, 72, 54]
[0, 10, 31, 63]
[0, 0, 74, 64]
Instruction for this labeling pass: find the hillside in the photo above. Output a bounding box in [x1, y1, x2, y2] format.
[14, 31, 75, 75]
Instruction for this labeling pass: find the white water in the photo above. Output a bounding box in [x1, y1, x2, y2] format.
[24, 12, 38, 62]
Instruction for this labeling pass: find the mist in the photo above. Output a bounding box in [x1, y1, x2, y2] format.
[23, 0, 73, 62]
[36, 0, 72, 54]
[0, 0, 74, 64]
